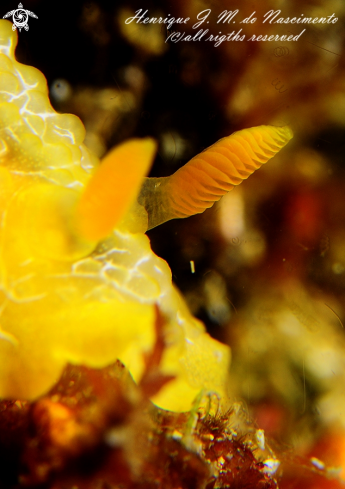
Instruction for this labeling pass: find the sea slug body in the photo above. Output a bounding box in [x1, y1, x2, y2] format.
[0, 19, 292, 412]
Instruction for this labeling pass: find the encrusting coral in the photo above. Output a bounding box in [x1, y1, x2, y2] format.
[0, 19, 292, 412]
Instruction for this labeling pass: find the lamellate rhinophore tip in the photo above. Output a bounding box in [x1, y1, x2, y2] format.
[139, 125, 293, 230]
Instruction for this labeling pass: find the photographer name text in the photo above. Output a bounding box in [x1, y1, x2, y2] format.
[125, 9, 338, 46]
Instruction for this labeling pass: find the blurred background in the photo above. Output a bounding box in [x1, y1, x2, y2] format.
[3, 0, 345, 477]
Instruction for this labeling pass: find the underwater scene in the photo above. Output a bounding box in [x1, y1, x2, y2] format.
[0, 0, 344, 487]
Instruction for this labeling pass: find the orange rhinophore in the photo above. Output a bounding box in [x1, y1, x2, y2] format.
[138, 125, 293, 229]
[76, 138, 156, 241]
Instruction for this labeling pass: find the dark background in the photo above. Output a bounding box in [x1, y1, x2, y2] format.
[3, 0, 345, 455]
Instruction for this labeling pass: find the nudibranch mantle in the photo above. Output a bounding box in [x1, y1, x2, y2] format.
[0, 20, 292, 411]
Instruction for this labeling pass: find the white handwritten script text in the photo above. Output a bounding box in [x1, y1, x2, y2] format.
[124, 9, 338, 47]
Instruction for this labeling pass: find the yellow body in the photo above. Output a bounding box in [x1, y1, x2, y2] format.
[0, 20, 292, 411]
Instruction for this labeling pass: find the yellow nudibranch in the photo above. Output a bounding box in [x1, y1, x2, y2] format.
[0, 20, 293, 411]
